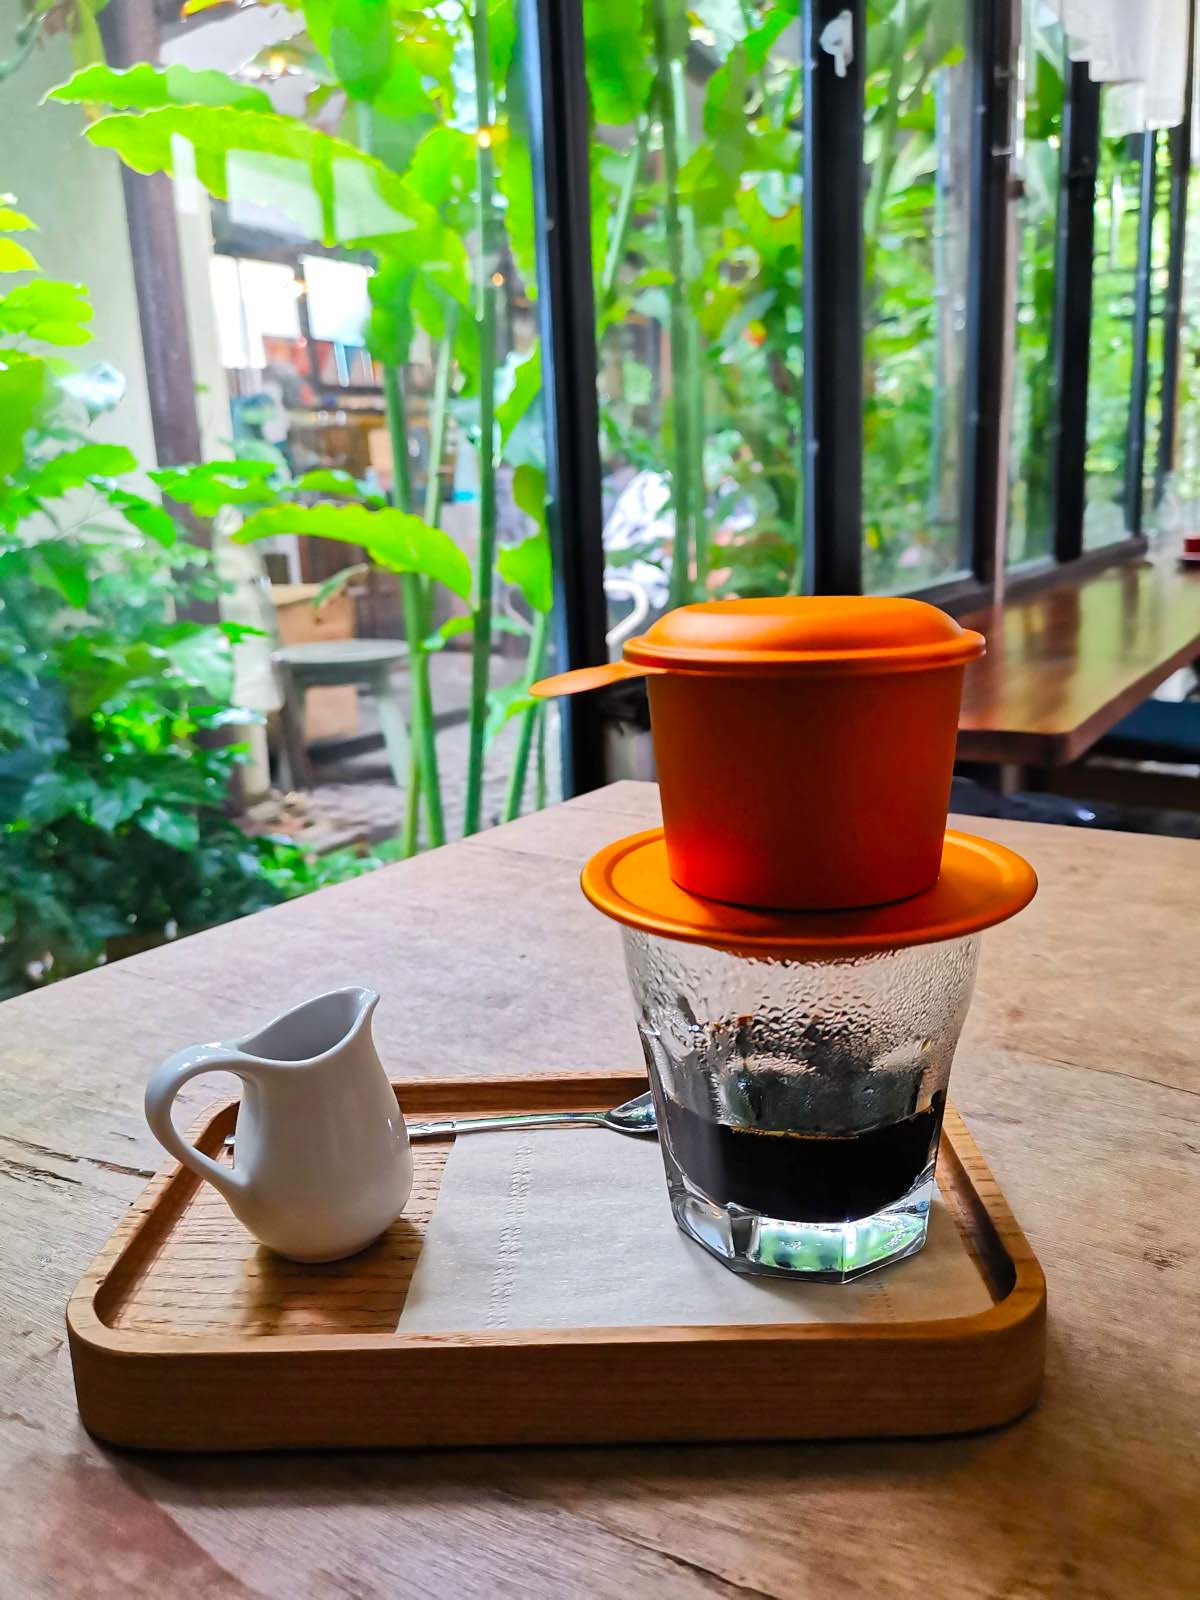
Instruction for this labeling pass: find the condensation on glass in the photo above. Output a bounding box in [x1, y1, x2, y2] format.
[622, 926, 981, 1280]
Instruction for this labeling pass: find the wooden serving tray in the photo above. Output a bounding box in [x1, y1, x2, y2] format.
[68, 1074, 1046, 1451]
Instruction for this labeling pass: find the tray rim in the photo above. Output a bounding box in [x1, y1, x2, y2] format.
[68, 1071, 1045, 1355]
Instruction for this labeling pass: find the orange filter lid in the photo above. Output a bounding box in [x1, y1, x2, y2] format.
[581, 828, 1036, 958]
[622, 596, 985, 677]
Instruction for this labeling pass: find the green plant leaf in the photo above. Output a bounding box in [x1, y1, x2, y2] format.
[149, 459, 278, 516]
[20, 768, 99, 826]
[293, 467, 379, 501]
[495, 346, 541, 449]
[489, 0, 517, 85]
[23, 442, 136, 497]
[484, 681, 536, 744]
[137, 803, 200, 851]
[582, 0, 654, 124]
[46, 62, 274, 113]
[0, 238, 38, 273]
[89, 775, 151, 831]
[498, 529, 552, 613]
[0, 359, 50, 475]
[234, 503, 473, 600]
[161, 623, 234, 700]
[0, 206, 36, 233]
[313, 562, 369, 608]
[424, 614, 474, 651]
[366, 255, 415, 366]
[37, 541, 90, 608]
[84, 106, 454, 257]
[407, 125, 475, 213]
[512, 462, 547, 531]
[304, 0, 394, 101]
[105, 488, 176, 547]
[0, 278, 93, 345]
[500, 56, 539, 294]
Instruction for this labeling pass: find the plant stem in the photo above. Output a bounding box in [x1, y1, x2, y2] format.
[423, 310, 458, 528]
[601, 116, 650, 306]
[501, 608, 550, 822]
[652, 0, 694, 607]
[400, 746, 421, 854]
[534, 701, 547, 810]
[464, 0, 498, 837]
[789, 455, 806, 593]
[671, 57, 708, 586]
[383, 363, 445, 850]
[863, 3, 907, 289]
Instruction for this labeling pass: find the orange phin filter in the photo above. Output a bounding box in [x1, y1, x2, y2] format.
[534, 595, 985, 911]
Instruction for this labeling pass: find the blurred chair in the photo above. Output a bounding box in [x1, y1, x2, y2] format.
[274, 638, 411, 791]
[257, 576, 411, 792]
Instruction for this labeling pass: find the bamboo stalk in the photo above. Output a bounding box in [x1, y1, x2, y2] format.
[464, 0, 498, 837]
[383, 361, 423, 857]
[652, 0, 694, 607]
[423, 310, 458, 528]
[670, 56, 708, 586]
[864, 2, 907, 288]
[383, 363, 445, 851]
[534, 701, 547, 811]
[600, 117, 650, 306]
[500, 609, 550, 822]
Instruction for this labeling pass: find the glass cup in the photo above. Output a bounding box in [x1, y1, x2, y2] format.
[622, 928, 980, 1280]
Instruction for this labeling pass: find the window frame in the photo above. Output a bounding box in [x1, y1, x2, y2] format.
[509, 0, 1199, 782]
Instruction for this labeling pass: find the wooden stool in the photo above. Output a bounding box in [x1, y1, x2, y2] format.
[274, 639, 411, 790]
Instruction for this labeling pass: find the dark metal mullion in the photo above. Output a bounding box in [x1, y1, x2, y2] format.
[1124, 133, 1157, 537]
[802, 0, 864, 594]
[961, 0, 1017, 587]
[518, 0, 610, 795]
[1049, 59, 1101, 564]
[1154, 0, 1197, 507]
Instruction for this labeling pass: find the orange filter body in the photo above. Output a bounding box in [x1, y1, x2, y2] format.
[629, 597, 984, 911]
[649, 663, 967, 909]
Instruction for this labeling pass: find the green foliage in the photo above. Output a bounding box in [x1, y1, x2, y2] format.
[234, 503, 473, 600]
[498, 530, 552, 614]
[0, 214, 388, 998]
[0, 278, 92, 344]
[47, 62, 275, 113]
[0, 360, 50, 474]
[0, 237, 38, 272]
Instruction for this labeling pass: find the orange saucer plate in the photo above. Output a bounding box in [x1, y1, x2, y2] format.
[581, 827, 1037, 958]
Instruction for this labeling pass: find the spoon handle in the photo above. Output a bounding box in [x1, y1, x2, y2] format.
[407, 1110, 605, 1141]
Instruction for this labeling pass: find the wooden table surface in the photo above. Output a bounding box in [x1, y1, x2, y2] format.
[1, 781, 1196, 1598]
[957, 558, 1200, 765]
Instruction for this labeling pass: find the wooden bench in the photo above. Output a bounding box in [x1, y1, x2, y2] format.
[956, 559, 1200, 787]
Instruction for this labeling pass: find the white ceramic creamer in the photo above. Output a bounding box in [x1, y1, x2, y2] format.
[144, 987, 413, 1262]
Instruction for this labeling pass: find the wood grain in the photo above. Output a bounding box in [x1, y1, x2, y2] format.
[66, 1086, 1044, 1452]
[0, 782, 1196, 1597]
[957, 558, 1200, 763]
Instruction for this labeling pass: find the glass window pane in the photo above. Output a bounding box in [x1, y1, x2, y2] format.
[587, 4, 803, 632]
[862, 0, 971, 594]
[1140, 131, 1173, 530]
[1161, 168, 1200, 535]
[1084, 112, 1145, 548]
[1008, 3, 1064, 567]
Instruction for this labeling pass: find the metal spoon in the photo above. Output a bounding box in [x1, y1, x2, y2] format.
[406, 1089, 657, 1141]
[223, 1091, 658, 1151]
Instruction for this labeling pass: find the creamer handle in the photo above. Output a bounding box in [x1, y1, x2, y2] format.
[145, 1043, 256, 1203]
